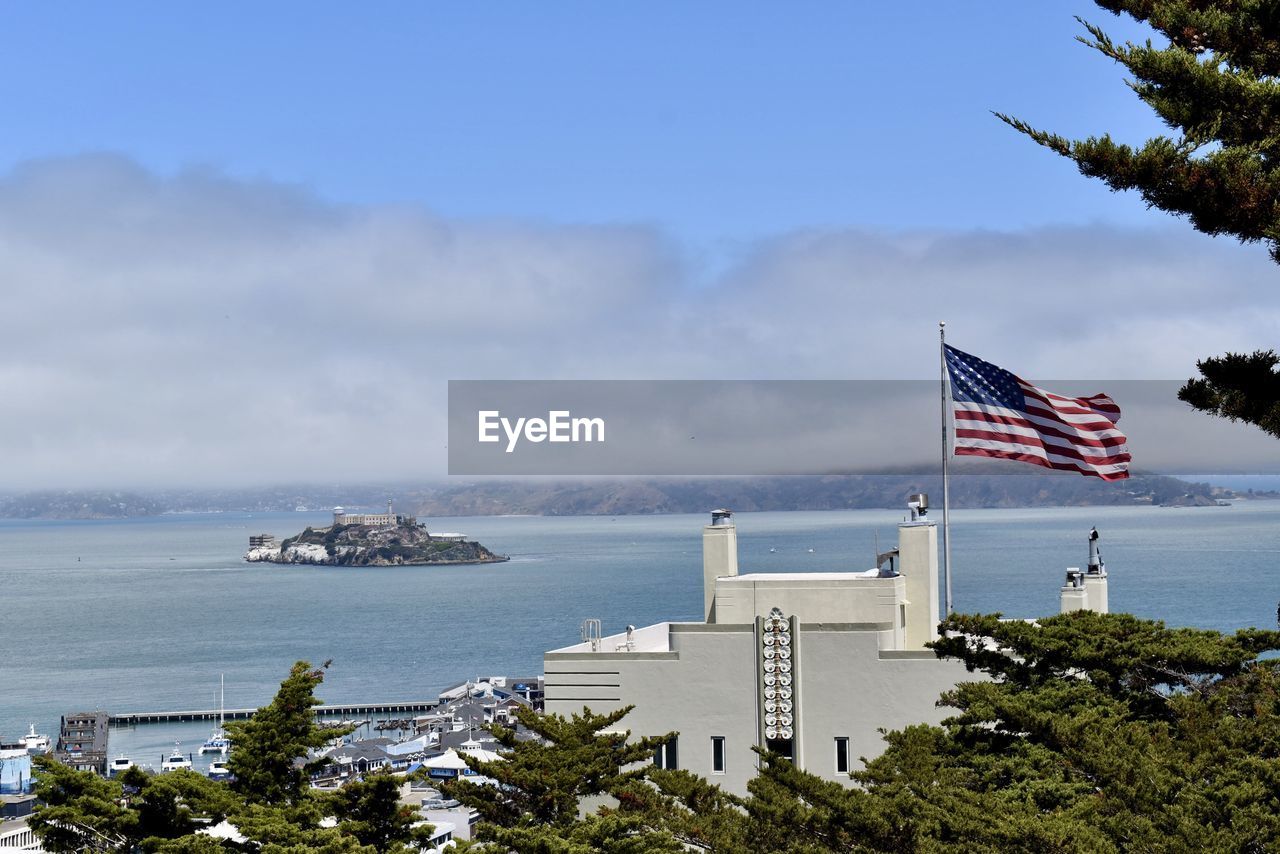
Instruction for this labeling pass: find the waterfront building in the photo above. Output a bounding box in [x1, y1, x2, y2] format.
[0, 815, 44, 851]
[0, 751, 31, 796]
[325, 741, 393, 776]
[0, 794, 36, 820]
[54, 712, 108, 776]
[544, 501, 1110, 796]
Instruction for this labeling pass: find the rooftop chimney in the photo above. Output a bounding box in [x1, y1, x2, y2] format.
[907, 493, 929, 522]
[1060, 569, 1088, 612]
[899, 496, 939, 649]
[1083, 527, 1108, 613]
[1061, 528, 1108, 614]
[703, 509, 738, 622]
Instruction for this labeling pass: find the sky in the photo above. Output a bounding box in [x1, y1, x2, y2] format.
[1, 2, 1277, 488]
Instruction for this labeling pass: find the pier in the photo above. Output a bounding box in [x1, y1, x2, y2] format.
[108, 700, 439, 726]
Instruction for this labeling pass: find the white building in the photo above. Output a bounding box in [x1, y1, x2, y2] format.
[333, 500, 400, 527]
[0, 817, 45, 851]
[545, 500, 1108, 796]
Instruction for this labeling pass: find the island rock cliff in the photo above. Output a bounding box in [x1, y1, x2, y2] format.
[245, 521, 507, 566]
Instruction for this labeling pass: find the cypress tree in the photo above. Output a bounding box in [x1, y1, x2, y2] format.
[1000, 2, 1280, 437]
[223, 660, 352, 806]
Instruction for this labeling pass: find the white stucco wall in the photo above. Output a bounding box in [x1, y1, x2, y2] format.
[545, 619, 967, 796]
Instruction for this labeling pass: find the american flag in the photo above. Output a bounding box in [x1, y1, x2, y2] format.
[944, 345, 1130, 481]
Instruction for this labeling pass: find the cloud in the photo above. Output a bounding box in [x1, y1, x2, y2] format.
[0, 154, 1276, 487]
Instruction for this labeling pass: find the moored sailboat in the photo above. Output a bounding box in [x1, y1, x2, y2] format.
[199, 674, 230, 755]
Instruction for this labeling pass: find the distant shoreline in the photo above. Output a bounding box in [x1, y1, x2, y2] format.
[1, 473, 1276, 520]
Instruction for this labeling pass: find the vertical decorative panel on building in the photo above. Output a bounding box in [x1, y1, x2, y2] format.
[760, 607, 796, 759]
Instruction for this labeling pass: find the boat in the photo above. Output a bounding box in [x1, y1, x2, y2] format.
[199, 674, 231, 755]
[19, 724, 50, 755]
[161, 743, 192, 772]
[206, 759, 232, 781]
[108, 755, 134, 777]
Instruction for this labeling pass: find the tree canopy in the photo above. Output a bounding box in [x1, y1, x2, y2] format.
[223, 661, 350, 807]
[442, 704, 685, 852]
[29, 617, 1280, 851]
[999, 1, 1280, 439]
[29, 660, 431, 853]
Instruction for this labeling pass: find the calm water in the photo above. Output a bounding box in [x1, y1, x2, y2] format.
[2, 503, 1278, 768]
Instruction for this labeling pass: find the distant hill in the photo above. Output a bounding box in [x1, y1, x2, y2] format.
[404, 472, 1255, 517]
[0, 472, 1270, 519]
[0, 490, 165, 519]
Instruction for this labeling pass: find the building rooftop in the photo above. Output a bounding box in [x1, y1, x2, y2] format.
[728, 571, 887, 581]
[548, 621, 677, 655]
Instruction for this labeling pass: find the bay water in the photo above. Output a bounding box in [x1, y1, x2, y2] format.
[2, 502, 1278, 769]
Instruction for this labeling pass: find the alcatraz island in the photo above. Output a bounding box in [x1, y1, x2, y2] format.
[244, 501, 508, 567]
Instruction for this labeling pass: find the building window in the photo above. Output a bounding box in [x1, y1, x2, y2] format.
[653, 736, 678, 770]
[835, 737, 850, 774]
[711, 736, 726, 774]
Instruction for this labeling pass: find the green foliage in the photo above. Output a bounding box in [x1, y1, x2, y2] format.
[1178, 348, 1280, 438]
[611, 768, 755, 853]
[1001, 2, 1280, 438]
[216, 800, 373, 853]
[441, 704, 680, 849]
[329, 771, 436, 853]
[29, 756, 134, 852]
[475, 812, 687, 854]
[224, 661, 353, 806]
[1000, 3, 1280, 260]
[857, 611, 1280, 852]
[29, 759, 236, 852]
[29, 661, 431, 854]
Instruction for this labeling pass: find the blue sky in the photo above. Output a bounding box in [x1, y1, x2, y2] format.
[3, 3, 1276, 487]
[1, 2, 1165, 245]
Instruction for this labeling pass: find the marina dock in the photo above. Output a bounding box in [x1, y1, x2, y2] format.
[108, 700, 439, 726]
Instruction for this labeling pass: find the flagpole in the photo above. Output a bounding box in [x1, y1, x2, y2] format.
[939, 321, 953, 616]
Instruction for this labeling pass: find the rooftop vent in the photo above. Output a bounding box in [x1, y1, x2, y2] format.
[907, 493, 928, 521]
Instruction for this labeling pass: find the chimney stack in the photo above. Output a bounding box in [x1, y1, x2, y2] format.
[703, 509, 738, 622]
[1061, 528, 1108, 614]
[1083, 527, 1108, 613]
[898, 495, 939, 649]
[1060, 569, 1088, 612]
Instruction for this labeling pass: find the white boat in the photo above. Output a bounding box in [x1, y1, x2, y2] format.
[108, 755, 134, 777]
[19, 724, 50, 755]
[206, 759, 232, 781]
[161, 743, 192, 772]
[199, 674, 231, 755]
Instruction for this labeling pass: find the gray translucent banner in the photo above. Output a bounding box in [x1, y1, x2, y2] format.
[447, 380, 1280, 476]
